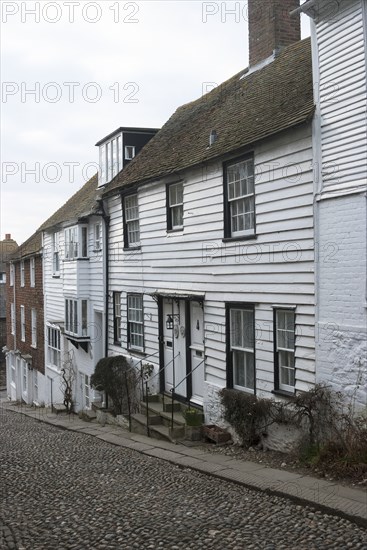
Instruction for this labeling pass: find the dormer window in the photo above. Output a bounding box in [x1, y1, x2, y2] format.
[125, 146, 135, 160]
[99, 133, 123, 186]
[64, 225, 88, 260]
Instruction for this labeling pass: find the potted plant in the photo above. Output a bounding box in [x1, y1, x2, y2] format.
[183, 408, 203, 441]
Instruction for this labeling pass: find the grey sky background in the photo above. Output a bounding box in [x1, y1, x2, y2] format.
[1, 1, 310, 245]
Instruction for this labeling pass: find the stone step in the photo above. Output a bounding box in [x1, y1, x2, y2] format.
[140, 402, 186, 427]
[91, 401, 105, 412]
[131, 413, 185, 442]
[51, 403, 67, 414]
[142, 394, 161, 403]
[78, 409, 97, 422]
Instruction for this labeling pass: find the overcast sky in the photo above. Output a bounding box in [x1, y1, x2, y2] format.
[1, 1, 310, 245]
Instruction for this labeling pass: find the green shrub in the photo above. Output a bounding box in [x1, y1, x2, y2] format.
[219, 388, 271, 447]
[91, 356, 139, 416]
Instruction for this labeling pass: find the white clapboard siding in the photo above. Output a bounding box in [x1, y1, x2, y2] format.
[107, 124, 315, 399]
[43, 215, 106, 407]
[316, 0, 367, 190]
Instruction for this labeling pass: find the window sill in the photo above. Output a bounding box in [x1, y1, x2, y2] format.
[30, 345, 37, 350]
[113, 341, 122, 346]
[92, 249, 102, 254]
[222, 234, 257, 243]
[167, 228, 183, 234]
[272, 389, 295, 398]
[77, 257, 90, 261]
[123, 246, 141, 252]
[52, 274, 60, 278]
[127, 348, 146, 358]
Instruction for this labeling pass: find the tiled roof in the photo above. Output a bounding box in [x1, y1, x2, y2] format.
[9, 231, 42, 261]
[39, 173, 100, 232]
[104, 38, 314, 196]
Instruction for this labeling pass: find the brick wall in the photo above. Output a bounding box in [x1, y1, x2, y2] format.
[6, 255, 45, 374]
[249, 0, 301, 67]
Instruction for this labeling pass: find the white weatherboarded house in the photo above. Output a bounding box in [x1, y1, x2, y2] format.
[101, 1, 317, 432]
[298, 0, 367, 408]
[40, 175, 106, 411]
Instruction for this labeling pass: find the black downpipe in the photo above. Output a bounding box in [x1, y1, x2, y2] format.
[99, 199, 110, 409]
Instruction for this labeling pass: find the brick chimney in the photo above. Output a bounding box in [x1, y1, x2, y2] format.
[249, 0, 301, 67]
[5, 234, 11, 240]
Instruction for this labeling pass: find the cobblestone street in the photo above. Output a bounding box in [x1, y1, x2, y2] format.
[1, 410, 366, 550]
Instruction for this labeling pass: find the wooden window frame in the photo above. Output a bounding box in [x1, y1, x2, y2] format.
[226, 303, 256, 394]
[223, 154, 256, 241]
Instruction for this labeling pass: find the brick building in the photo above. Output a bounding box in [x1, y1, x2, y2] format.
[5, 232, 45, 404]
[0, 234, 18, 387]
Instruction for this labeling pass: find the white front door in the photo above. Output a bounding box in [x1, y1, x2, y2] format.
[163, 299, 187, 398]
[190, 301, 205, 405]
[162, 298, 205, 402]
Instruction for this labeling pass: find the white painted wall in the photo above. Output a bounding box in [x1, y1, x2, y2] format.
[107, 124, 316, 413]
[313, 0, 367, 193]
[312, 0, 367, 410]
[43, 215, 105, 411]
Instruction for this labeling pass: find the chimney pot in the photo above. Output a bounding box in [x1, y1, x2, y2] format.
[5, 234, 11, 240]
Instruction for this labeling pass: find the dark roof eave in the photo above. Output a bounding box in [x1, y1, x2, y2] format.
[95, 127, 160, 146]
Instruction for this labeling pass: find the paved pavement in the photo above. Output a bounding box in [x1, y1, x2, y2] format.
[0, 400, 366, 549]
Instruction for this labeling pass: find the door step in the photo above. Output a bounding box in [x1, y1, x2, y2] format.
[131, 413, 185, 442]
[130, 394, 203, 443]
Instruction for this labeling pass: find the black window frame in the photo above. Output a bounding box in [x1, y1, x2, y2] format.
[223, 154, 256, 242]
[113, 292, 121, 344]
[127, 293, 144, 352]
[166, 181, 184, 232]
[122, 193, 141, 249]
[273, 308, 296, 395]
[226, 302, 256, 394]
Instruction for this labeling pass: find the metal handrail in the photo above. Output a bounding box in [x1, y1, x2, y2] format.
[144, 352, 181, 437]
[170, 357, 205, 429]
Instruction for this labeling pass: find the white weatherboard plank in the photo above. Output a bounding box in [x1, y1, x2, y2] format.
[106, 124, 315, 398]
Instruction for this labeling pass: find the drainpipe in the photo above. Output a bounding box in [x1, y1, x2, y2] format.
[98, 198, 110, 408]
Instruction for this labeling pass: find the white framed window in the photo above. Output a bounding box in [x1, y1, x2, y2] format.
[225, 157, 255, 238]
[99, 133, 123, 186]
[94, 223, 102, 251]
[65, 227, 78, 260]
[81, 299, 88, 337]
[11, 360, 16, 384]
[127, 294, 144, 351]
[10, 303, 15, 335]
[65, 299, 88, 337]
[124, 194, 140, 247]
[113, 292, 121, 344]
[83, 373, 90, 409]
[167, 182, 183, 230]
[52, 232, 60, 275]
[34, 370, 39, 402]
[275, 309, 295, 393]
[229, 306, 255, 392]
[125, 145, 135, 160]
[31, 309, 37, 347]
[47, 326, 61, 368]
[64, 226, 88, 260]
[65, 298, 78, 335]
[20, 260, 25, 287]
[10, 264, 14, 286]
[0, 272, 6, 284]
[22, 361, 27, 393]
[20, 305, 25, 342]
[30, 257, 35, 287]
